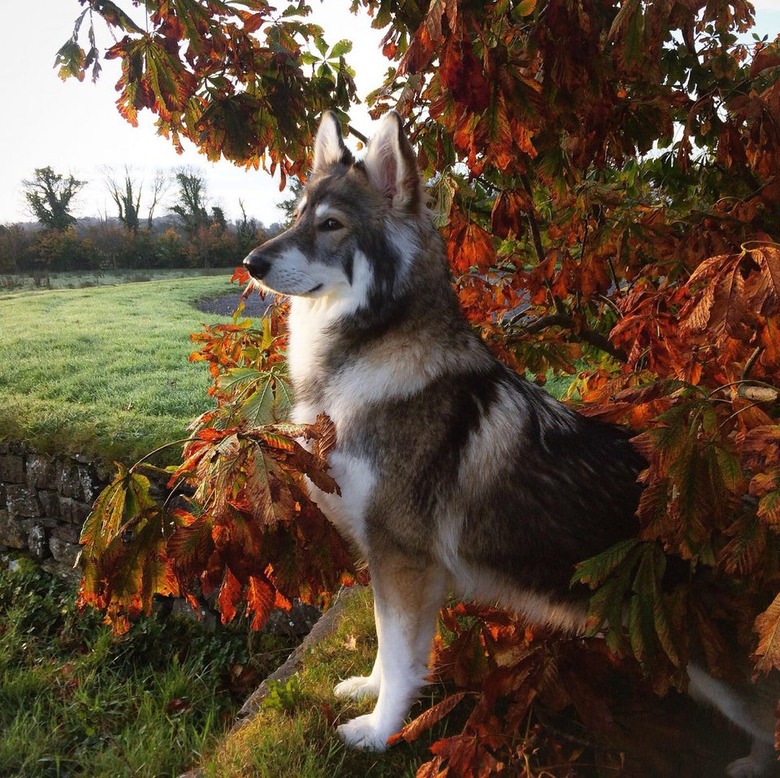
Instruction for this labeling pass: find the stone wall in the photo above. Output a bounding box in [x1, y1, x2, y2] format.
[0, 441, 321, 635]
[0, 442, 108, 578]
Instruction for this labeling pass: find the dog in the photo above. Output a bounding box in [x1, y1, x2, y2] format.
[243, 111, 776, 775]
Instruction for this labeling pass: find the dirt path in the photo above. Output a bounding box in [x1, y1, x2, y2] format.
[197, 291, 275, 318]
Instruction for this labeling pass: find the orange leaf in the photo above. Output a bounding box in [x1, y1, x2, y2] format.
[754, 593, 780, 674]
[246, 574, 275, 630]
[218, 567, 242, 625]
[388, 692, 469, 746]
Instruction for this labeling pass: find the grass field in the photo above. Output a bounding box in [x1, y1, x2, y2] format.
[0, 268, 228, 297]
[0, 556, 299, 777]
[0, 270, 239, 464]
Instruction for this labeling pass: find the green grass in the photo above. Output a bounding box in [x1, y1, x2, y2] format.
[0, 562, 434, 777]
[0, 272, 240, 464]
[0, 268, 229, 297]
[0, 556, 300, 778]
[203, 587, 451, 778]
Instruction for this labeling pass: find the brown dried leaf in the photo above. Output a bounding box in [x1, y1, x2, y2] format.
[388, 691, 469, 746]
[312, 413, 337, 460]
[754, 593, 780, 674]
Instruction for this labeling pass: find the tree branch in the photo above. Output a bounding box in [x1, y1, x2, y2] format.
[520, 173, 567, 317]
[513, 313, 627, 363]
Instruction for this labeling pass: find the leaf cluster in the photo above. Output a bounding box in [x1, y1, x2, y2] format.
[79, 288, 358, 635]
[393, 602, 727, 776]
[67, 0, 359, 187]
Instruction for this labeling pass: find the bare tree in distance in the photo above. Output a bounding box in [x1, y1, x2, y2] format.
[105, 167, 171, 233]
[104, 166, 142, 234]
[146, 170, 169, 230]
[171, 168, 210, 237]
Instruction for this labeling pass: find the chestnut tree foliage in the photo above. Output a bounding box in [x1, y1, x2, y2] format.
[67, 0, 780, 772]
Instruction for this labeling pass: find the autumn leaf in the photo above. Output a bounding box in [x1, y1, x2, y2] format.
[754, 594, 780, 674]
[387, 691, 470, 746]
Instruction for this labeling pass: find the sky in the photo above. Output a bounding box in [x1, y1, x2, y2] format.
[1, 2, 778, 228]
[0, 1, 386, 227]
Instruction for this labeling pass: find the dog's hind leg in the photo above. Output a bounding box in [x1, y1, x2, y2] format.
[336, 555, 448, 751]
[687, 664, 777, 777]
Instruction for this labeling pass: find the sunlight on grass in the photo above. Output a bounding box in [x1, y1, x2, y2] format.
[204, 587, 445, 778]
[0, 273, 241, 463]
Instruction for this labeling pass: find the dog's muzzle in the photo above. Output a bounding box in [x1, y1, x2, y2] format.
[243, 249, 271, 280]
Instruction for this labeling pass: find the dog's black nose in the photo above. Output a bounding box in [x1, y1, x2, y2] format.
[243, 249, 271, 280]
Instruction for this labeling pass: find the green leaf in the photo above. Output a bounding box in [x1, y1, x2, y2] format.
[218, 366, 267, 394]
[273, 374, 294, 421]
[330, 39, 353, 58]
[572, 538, 642, 588]
[628, 590, 653, 667]
[92, 0, 144, 33]
[239, 375, 276, 426]
[314, 33, 329, 57]
[54, 39, 86, 81]
[584, 574, 628, 650]
[515, 0, 537, 17]
[429, 174, 456, 228]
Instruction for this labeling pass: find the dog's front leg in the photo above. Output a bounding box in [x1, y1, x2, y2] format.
[336, 555, 447, 751]
[334, 597, 383, 701]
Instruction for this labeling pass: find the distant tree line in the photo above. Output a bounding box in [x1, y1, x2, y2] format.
[0, 166, 278, 274]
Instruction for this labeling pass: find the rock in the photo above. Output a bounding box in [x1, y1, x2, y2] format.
[38, 490, 60, 519]
[0, 509, 27, 549]
[40, 558, 80, 581]
[51, 524, 81, 544]
[264, 602, 322, 637]
[6, 484, 42, 518]
[0, 454, 25, 484]
[58, 497, 92, 526]
[78, 466, 101, 503]
[57, 460, 84, 500]
[49, 536, 81, 568]
[26, 454, 56, 489]
[27, 524, 49, 560]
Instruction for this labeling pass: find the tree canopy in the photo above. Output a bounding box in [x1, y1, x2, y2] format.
[66, 1, 780, 773]
[23, 166, 85, 231]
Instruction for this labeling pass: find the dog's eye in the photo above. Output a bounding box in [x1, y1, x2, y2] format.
[319, 217, 343, 232]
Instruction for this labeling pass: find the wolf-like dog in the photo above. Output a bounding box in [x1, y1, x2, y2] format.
[244, 111, 776, 775]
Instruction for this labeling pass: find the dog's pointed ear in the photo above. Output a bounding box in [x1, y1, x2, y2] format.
[313, 111, 353, 175]
[364, 111, 421, 212]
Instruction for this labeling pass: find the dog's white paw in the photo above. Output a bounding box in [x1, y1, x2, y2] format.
[337, 713, 389, 751]
[334, 675, 380, 700]
[727, 755, 772, 778]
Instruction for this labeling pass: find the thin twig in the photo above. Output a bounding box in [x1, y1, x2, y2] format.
[520, 173, 567, 317]
[346, 124, 368, 145]
[741, 346, 763, 381]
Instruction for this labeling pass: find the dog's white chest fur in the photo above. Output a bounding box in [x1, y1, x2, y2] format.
[288, 299, 380, 550]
